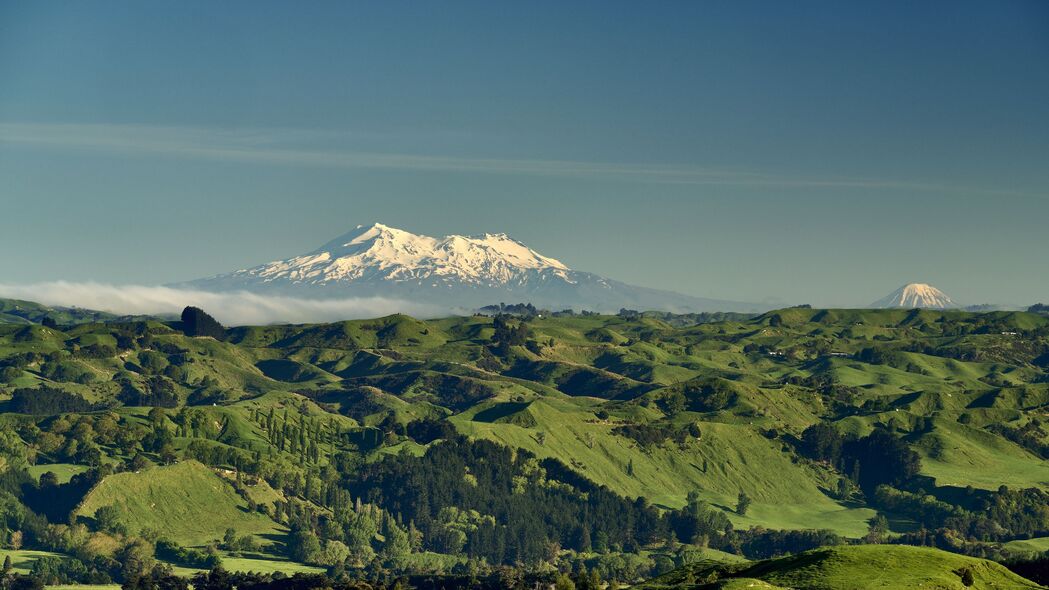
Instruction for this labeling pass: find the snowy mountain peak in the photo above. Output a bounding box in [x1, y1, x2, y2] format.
[180, 223, 761, 313]
[207, 223, 571, 290]
[870, 283, 957, 309]
[318, 222, 418, 252]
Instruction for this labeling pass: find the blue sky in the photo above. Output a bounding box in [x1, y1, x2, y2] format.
[1, 0, 1047, 307]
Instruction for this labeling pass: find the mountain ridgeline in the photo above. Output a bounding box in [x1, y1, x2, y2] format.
[0, 303, 1048, 588]
[177, 223, 765, 313]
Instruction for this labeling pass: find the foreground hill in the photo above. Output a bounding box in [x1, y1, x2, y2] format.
[640, 545, 1044, 589]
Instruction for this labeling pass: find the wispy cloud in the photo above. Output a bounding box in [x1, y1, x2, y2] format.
[0, 282, 453, 325]
[0, 122, 752, 182]
[0, 121, 1040, 197]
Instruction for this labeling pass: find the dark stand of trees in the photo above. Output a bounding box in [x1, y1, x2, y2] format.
[799, 425, 920, 493]
[1004, 556, 1049, 586]
[490, 315, 529, 356]
[8, 387, 96, 415]
[348, 437, 669, 564]
[22, 470, 103, 522]
[126, 567, 602, 590]
[180, 307, 226, 340]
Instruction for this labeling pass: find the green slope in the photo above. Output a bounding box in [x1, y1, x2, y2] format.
[75, 461, 284, 546]
[0, 298, 121, 326]
[641, 545, 1045, 589]
[454, 398, 875, 535]
[3, 305, 1048, 547]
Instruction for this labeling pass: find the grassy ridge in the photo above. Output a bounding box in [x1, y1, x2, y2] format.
[75, 461, 284, 547]
[453, 398, 875, 536]
[0, 298, 120, 326]
[641, 545, 1045, 589]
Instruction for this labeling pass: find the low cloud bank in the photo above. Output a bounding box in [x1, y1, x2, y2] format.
[0, 282, 454, 326]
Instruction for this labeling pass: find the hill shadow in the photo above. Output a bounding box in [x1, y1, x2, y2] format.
[473, 401, 529, 423]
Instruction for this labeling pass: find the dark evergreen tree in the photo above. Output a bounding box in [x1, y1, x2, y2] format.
[180, 307, 226, 339]
[844, 429, 921, 492]
[800, 423, 843, 464]
[736, 491, 752, 515]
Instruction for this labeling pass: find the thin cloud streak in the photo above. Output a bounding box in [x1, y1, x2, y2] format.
[0, 122, 754, 181]
[0, 122, 1040, 197]
[0, 282, 455, 326]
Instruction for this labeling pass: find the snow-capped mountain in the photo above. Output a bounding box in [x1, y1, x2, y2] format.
[224, 223, 573, 287]
[179, 223, 762, 313]
[869, 283, 958, 309]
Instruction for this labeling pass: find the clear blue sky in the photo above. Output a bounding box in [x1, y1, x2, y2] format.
[1, 0, 1047, 307]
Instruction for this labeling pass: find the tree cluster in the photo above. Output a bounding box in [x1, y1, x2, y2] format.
[799, 425, 921, 492]
[180, 307, 226, 340]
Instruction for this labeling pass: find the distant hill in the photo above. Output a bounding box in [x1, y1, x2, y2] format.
[0, 297, 118, 325]
[870, 283, 958, 309]
[178, 223, 766, 313]
[0, 297, 170, 326]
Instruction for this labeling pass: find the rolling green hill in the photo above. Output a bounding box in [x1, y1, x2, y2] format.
[4, 308, 1049, 520]
[75, 461, 284, 546]
[2, 304, 1049, 585]
[0, 297, 150, 326]
[640, 545, 1045, 589]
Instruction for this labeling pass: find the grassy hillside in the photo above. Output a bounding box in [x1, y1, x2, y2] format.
[0, 549, 68, 575]
[3, 304, 1049, 584]
[453, 397, 876, 536]
[75, 461, 284, 546]
[3, 309, 1048, 526]
[27, 462, 90, 484]
[640, 545, 1045, 589]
